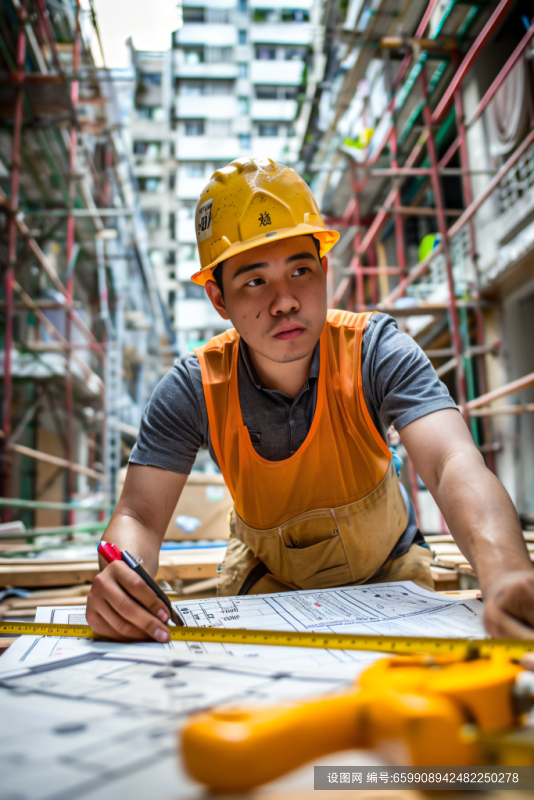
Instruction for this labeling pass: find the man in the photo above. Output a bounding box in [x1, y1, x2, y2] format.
[87, 157, 534, 644]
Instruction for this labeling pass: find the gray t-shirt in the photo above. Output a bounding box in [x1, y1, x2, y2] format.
[130, 313, 456, 561]
[131, 313, 457, 473]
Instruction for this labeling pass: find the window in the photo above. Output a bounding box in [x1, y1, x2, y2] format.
[256, 86, 277, 100]
[206, 8, 233, 24]
[185, 120, 204, 136]
[238, 62, 248, 78]
[206, 119, 232, 137]
[282, 9, 310, 22]
[238, 96, 249, 114]
[205, 80, 233, 95]
[258, 123, 278, 136]
[184, 163, 204, 178]
[238, 29, 247, 44]
[238, 0, 247, 12]
[205, 46, 233, 63]
[168, 290, 176, 309]
[167, 250, 176, 265]
[180, 243, 196, 259]
[285, 47, 305, 61]
[184, 282, 205, 299]
[180, 80, 203, 96]
[136, 106, 164, 120]
[183, 7, 204, 23]
[140, 72, 162, 86]
[183, 47, 203, 64]
[138, 177, 163, 193]
[143, 210, 161, 231]
[253, 9, 310, 23]
[239, 133, 251, 149]
[169, 173, 176, 191]
[253, 9, 276, 23]
[255, 46, 276, 60]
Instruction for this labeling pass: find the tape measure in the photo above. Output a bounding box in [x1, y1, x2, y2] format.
[1, 621, 534, 660]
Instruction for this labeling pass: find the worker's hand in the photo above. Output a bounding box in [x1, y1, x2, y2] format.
[86, 560, 171, 642]
[482, 570, 534, 640]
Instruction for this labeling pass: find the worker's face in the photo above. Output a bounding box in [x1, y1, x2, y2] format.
[205, 236, 327, 364]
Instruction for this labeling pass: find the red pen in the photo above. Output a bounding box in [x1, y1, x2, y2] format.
[97, 541, 184, 627]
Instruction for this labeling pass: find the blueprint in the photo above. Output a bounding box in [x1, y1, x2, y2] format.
[0, 581, 486, 677]
[0, 582, 487, 800]
[0, 650, 351, 800]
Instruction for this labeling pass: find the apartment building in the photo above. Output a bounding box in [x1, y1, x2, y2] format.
[172, 0, 316, 353]
[129, 47, 179, 332]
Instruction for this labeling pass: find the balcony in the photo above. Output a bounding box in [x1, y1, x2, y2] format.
[251, 99, 298, 121]
[175, 24, 237, 47]
[250, 135, 291, 163]
[251, 59, 304, 86]
[177, 135, 240, 161]
[173, 59, 239, 80]
[176, 94, 238, 119]
[250, 23, 312, 46]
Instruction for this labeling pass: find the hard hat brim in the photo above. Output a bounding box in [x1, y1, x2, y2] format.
[190, 225, 340, 286]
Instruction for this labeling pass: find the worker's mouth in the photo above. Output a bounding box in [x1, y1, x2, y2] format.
[273, 326, 305, 340]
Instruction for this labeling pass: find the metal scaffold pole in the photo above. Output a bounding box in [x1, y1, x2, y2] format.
[0, 0, 168, 527]
[315, 0, 534, 473]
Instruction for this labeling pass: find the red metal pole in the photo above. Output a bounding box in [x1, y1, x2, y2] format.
[420, 70, 467, 408]
[389, 126, 407, 283]
[453, 66, 495, 471]
[431, 0, 513, 123]
[65, 9, 81, 525]
[2, 4, 26, 516]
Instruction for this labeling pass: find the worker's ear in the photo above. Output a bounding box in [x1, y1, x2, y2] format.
[321, 255, 328, 278]
[205, 279, 230, 320]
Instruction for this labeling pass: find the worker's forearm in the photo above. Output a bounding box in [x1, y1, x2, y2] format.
[434, 452, 531, 589]
[99, 507, 163, 577]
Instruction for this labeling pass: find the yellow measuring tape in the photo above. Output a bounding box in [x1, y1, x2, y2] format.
[1, 621, 534, 659]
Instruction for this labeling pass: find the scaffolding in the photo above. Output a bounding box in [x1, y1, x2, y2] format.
[0, 0, 172, 530]
[302, 0, 534, 488]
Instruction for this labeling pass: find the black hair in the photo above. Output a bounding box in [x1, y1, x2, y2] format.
[211, 235, 322, 300]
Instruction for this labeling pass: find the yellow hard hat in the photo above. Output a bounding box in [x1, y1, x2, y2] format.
[191, 157, 340, 286]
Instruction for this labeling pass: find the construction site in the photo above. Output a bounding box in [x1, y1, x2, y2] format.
[1, 1, 534, 798]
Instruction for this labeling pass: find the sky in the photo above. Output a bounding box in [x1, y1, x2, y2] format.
[88, 0, 182, 68]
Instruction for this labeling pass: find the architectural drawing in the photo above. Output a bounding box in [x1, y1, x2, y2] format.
[0, 581, 486, 677]
[0, 651, 351, 800]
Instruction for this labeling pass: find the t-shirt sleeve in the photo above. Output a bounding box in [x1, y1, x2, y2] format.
[361, 313, 458, 434]
[129, 356, 207, 474]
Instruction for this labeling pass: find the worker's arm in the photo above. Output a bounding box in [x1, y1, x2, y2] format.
[86, 464, 187, 642]
[400, 409, 534, 639]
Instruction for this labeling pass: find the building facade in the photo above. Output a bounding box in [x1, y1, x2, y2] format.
[172, 0, 317, 352]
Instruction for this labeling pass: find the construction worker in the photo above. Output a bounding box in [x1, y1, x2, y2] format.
[88, 158, 534, 643]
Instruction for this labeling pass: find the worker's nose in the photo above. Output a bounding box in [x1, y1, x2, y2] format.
[270, 282, 300, 316]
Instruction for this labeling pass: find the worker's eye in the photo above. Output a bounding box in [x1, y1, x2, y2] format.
[245, 277, 265, 287]
[292, 266, 310, 277]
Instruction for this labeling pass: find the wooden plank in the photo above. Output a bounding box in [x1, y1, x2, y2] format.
[0, 549, 226, 587]
[423, 535, 455, 543]
[0, 638, 16, 650]
[430, 565, 459, 590]
[428, 543, 463, 555]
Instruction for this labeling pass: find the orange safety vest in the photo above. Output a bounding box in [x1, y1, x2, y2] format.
[195, 309, 409, 590]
